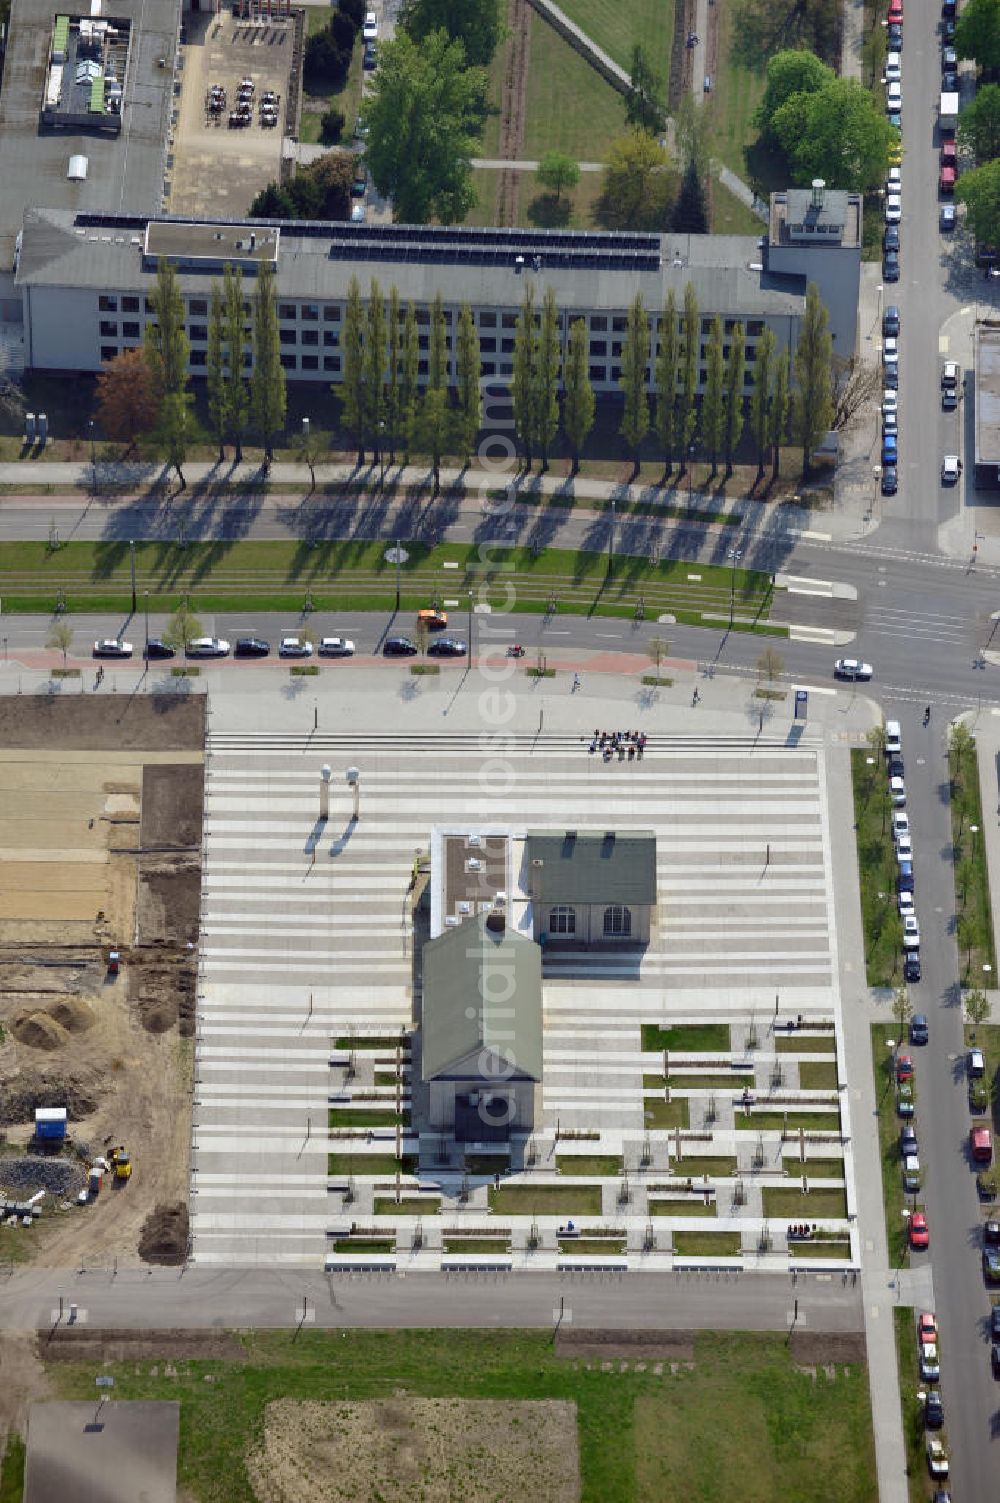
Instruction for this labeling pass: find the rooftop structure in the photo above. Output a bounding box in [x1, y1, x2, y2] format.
[525, 829, 657, 906]
[974, 322, 1000, 490]
[765, 180, 863, 354]
[41, 12, 132, 137]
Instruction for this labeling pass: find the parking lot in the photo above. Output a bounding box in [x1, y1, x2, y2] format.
[168, 7, 300, 218]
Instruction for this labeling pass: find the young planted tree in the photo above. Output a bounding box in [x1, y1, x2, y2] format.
[206, 285, 228, 462]
[701, 316, 725, 474]
[647, 634, 670, 673]
[223, 264, 250, 464]
[95, 349, 159, 453]
[891, 985, 912, 1044]
[454, 302, 481, 463]
[562, 318, 595, 474]
[162, 603, 203, 651]
[250, 260, 286, 462]
[46, 620, 74, 665]
[679, 281, 699, 465]
[401, 302, 420, 460]
[756, 647, 785, 684]
[770, 347, 790, 480]
[654, 289, 679, 476]
[534, 287, 561, 471]
[618, 292, 650, 474]
[966, 987, 991, 1035]
[341, 275, 366, 463]
[748, 326, 775, 477]
[536, 150, 580, 204]
[384, 286, 403, 464]
[723, 321, 746, 477]
[364, 278, 387, 464]
[512, 283, 537, 466]
[792, 282, 834, 479]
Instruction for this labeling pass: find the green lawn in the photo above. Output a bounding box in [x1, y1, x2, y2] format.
[709, 177, 765, 236]
[335, 1036, 408, 1051]
[558, 0, 672, 74]
[332, 1238, 395, 1253]
[789, 1240, 852, 1259]
[642, 1097, 691, 1129]
[893, 1307, 931, 1503]
[643, 1074, 742, 1090]
[648, 1198, 718, 1217]
[301, 15, 365, 144]
[966, 1023, 1000, 1133]
[781, 1157, 845, 1180]
[672, 1231, 742, 1257]
[488, 1183, 603, 1215]
[761, 1187, 848, 1219]
[443, 1236, 512, 1253]
[327, 1153, 417, 1175]
[39, 1329, 876, 1503]
[799, 1060, 840, 1090]
[735, 1110, 842, 1132]
[372, 1198, 438, 1215]
[775, 1034, 837, 1054]
[704, 0, 766, 184]
[950, 733, 997, 985]
[641, 1023, 732, 1053]
[560, 1237, 627, 1254]
[669, 1156, 739, 1178]
[0, 539, 775, 630]
[851, 748, 904, 987]
[556, 1154, 624, 1176]
[0, 1435, 24, 1503]
[328, 1108, 407, 1128]
[522, 9, 628, 161]
[464, 166, 605, 230]
[871, 1024, 912, 1268]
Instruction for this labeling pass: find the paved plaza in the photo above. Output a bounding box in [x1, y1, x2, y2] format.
[191, 676, 858, 1270]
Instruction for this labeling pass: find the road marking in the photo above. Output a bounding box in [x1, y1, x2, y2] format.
[789, 529, 833, 541]
[782, 577, 835, 597]
[596, 633, 622, 639]
[789, 625, 839, 644]
[795, 684, 837, 696]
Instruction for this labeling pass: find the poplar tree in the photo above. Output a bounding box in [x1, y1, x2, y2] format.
[511, 283, 536, 465]
[618, 291, 649, 472]
[144, 259, 191, 486]
[401, 301, 420, 460]
[792, 282, 834, 478]
[385, 286, 403, 463]
[770, 347, 790, 480]
[748, 326, 775, 477]
[723, 321, 746, 476]
[534, 288, 561, 471]
[654, 288, 679, 474]
[454, 302, 481, 463]
[250, 260, 286, 461]
[562, 318, 595, 474]
[679, 280, 699, 465]
[223, 264, 249, 463]
[341, 275, 366, 463]
[206, 285, 227, 462]
[418, 291, 450, 493]
[701, 316, 725, 473]
[364, 278, 386, 463]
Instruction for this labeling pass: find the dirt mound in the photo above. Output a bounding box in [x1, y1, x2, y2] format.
[0, 1070, 102, 1124]
[138, 1202, 189, 1265]
[12, 1011, 68, 1051]
[131, 952, 197, 1036]
[47, 997, 96, 1034]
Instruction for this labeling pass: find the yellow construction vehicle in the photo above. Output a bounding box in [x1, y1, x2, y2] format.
[109, 1145, 132, 1184]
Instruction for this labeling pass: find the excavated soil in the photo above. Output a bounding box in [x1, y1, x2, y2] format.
[11, 1012, 68, 1051]
[39, 1328, 247, 1363]
[0, 695, 205, 750]
[137, 1202, 190, 1265]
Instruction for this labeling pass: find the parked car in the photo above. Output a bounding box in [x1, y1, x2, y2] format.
[883, 389, 898, 414]
[882, 436, 898, 467]
[992, 1305, 1000, 1339]
[903, 1154, 922, 1192]
[900, 1125, 919, 1156]
[883, 305, 901, 336]
[384, 636, 418, 656]
[278, 636, 313, 658]
[942, 454, 962, 484]
[984, 1221, 1000, 1246]
[971, 1126, 994, 1164]
[883, 225, 900, 253]
[887, 0, 902, 21]
[892, 809, 909, 837]
[968, 1047, 986, 1079]
[992, 1342, 1000, 1378]
[417, 608, 448, 630]
[318, 636, 355, 657]
[897, 1083, 915, 1117]
[885, 192, 902, 223]
[896, 833, 913, 861]
[910, 1211, 930, 1249]
[890, 775, 906, 805]
[897, 1052, 914, 1081]
[363, 40, 378, 69]
[984, 1248, 1000, 1283]
[903, 914, 920, 949]
[882, 466, 898, 495]
[920, 1343, 941, 1383]
[363, 9, 378, 40]
[886, 83, 902, 113]
[897, 861, 914, 893]
[904, 952, 921, 982]
[910, 1013, 929, 1044]
[427, 636, 468, 657]
[940, 204, 956, 231]
[93, 638, 133, 658]
[888, 21, 903, 48]
[885, 52, 902, 83]
[884, 362, 899, 390]
[888, 754, 904, 778]
[942, 44, 957, 68]
[883, 250, 900, 281]
[918, 1311, 938, 1345]
[942, 68, 958, 90]
[926, 1437, 948, 1477]
[883, 410, 898, 435]
[899, 888, 915, 916]
[185, 637, 230, 658]
[234, 636, 270, 658]
[144, 638, 175, 660]
[939, 165, 956, 195]
[834, 658, 873, 680]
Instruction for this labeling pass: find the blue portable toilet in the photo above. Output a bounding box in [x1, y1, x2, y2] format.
[35, 1107, 67, 1142]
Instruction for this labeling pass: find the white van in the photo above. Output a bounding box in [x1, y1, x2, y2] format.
[902, 1154, 921, 1192]
[885, 720, 902, 754]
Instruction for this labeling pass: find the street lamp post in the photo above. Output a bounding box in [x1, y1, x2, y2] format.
[88, 420, 96, 496]
[144, 590, 149, 659]
[687, 441, 697, 509]
[728, 547, 743, 628]
[607, 498, 616, 578]
[379, 420, 387, 488]
[129, 539, 136, 615]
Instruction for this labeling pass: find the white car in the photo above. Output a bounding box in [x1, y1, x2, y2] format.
[278, 635, 313, 658]
[885, 53, 902, 83]
[892, 811, 910, 839]
[903, 914, 920, 948]
[926, 1437, 949, 1478]
[883, 336, 899, 360]
[920, 1344, 941, 1383]
[885, 193, 902, 223]
[890, 775, 906, 806]
[363, 9, 378, 39]
[886, 162, 902, 191]
[319, 636, 355, 657]
[896, 832, 913, 861]
[886, 81, 902, 112]
[93, 638, 133, 658]
[834, 658, 873, 680]
[882, 389, 898, 414]
[899, 889, 915, 915]
[185, 637, 230, 658]
[942, 453, 961, 484]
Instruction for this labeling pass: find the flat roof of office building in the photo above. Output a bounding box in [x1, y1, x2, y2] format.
[975, 323, 1000, 467]
[0, 0, 181, 270]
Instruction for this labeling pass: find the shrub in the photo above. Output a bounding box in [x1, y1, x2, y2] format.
[321, 106, 346, 144]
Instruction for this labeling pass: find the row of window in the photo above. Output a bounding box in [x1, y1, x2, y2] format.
[548, 904, 632, 937]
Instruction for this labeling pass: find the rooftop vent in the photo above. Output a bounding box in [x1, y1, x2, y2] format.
[485, 909, 506, 935]
[811, 178, 825, 209]
[67, 154, 88, 181]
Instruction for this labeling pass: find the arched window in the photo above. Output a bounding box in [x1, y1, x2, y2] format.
[603, 904, 631, 937]
[549, 904, 576, 935]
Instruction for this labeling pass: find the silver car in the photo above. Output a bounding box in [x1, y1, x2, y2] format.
[185, 636, 231, 658]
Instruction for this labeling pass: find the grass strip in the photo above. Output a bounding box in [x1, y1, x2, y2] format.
[372, 1199, 438, 1215]
[641, 1023, 732, 1052]
[332, 1238, 395, 1254]
[328, 1108, 408, 1128]
[670, 1156, 739, 1178]
[673, 1231, 741, 1257]
[0, 1434, 25, 1503]
[327, 1153, 417, 1175]
[648, 1198, 718, 1217]
[559, 1238, 626, 1254]
[798, 1060, 840, 1090]
[893, 1306, 930, 1503]
[761, 1187, 848, 1219]
[780, 1157, 845, 1180]
[334, 1036, 408, 1051]
[555, 1154, 623, 1176]
[950, 729, 998, 984]
[488, 1184, 603, 1215]
[775, 1035, 836, 1054]
[735, 1110, 842, 1132]
[442, 1237, 512, 1253]
[789, 1240, 852, 1259]
[871, 1023, 910, 1268]
[851, 747, 903, 987]
[642, 1097, 691, 1129]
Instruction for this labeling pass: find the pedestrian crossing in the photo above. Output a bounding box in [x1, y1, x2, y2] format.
[191, 731, 841, 1266]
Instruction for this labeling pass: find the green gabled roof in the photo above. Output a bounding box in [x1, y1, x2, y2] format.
[421, 913, 542, 1082]
[525, 829, 656, 906]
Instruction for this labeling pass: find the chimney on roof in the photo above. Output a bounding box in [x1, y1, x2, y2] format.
[485, 909, 506, 935]
[249, 232, 256, 251]
[811, 178, 825, 210]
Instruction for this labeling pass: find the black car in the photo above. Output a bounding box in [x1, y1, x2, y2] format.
[883, 225, 900, 252]
[991, 1305, 1000, 1338]
[144, 638, 175, 660]
[904, 952, 921, 982]
[942, 44, 957, 67]
[943, 16, 956, 39]
[910, 1013, 929, 1044]
[942, 68, 958, 90]
[384, 636, 418, 657]
[888, 755, 904, 778]
[924, 1390, 945, 1429]
[883, 363, 899, 390]
[234, 636, 270, 658]
[992, 1342, 1000, 1379]
[883, 251, 900, 282]
[881, 466, 898, 495]
[363, 40, 377, 68]
[985, 1222, 1000, 1246]
[427, 636, 468, 658]
[888, 21, 903, 47]
[883, 305, 901, 336]
[900, 1125, 918, 1157]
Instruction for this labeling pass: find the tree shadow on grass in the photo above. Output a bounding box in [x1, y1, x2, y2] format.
[527, 192, 571, 228]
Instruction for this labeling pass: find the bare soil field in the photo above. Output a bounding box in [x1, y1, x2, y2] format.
[0, 696, 204, 1269]
[246, 1397, 581, 1503]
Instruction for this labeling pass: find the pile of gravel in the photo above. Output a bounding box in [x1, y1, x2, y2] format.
[0, 1155, 84, 1198]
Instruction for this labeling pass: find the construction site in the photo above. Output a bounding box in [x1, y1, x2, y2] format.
[0, 694, 205, 1269]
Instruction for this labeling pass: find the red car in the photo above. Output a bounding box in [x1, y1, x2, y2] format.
[910, 1212, 930, 1250]
[887, 0, 902, 19]
[918, 1311, 938, 1345]
[939, 166, 956, 194]
[971, 1126, 994, 1164]
[896, 1053, 914, 1081]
